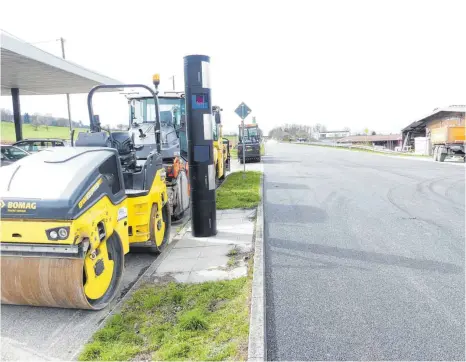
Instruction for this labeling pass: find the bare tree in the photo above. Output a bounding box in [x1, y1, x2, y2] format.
[1, 108, 13, 122]
[56, 117, 68, 127]
[31, 113, 43, 131]
[32, 118, 40, 131]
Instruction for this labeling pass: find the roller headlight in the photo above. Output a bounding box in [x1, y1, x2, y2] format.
[58, 228, 68, 239]
[46, 226, 70, 241]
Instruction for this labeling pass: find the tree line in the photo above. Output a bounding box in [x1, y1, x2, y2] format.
[1, 108, 89, 130]
[268, 123, 380, 141]
[268, 123, 334, 141]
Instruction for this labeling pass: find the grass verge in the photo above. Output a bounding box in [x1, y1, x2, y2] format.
[216, 171, 261, 209]
[79, 277, 251, 361]
[230, 148, 238, 159]
[1, 122, 87, 143]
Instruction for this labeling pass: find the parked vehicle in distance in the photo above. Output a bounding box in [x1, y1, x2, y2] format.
[431, 126, 465, 162]
[12, 138, 67, 153]
[237, 123, 261, 163]
[0, 144, 30, 166]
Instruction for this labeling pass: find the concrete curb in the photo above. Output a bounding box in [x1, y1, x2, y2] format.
[248, 173, 266, 361]
[71, 217, 191, 360]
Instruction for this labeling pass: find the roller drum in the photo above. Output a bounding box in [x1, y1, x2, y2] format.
[1, 256, 94, 309]
[0, 234, 124, 310]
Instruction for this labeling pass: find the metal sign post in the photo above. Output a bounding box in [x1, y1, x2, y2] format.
[184, 55, 217, 237]
[242, 119, 245, 173]
[234, 102, 252, 175]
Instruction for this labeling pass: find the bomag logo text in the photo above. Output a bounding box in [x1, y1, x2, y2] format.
[78, 178, 103, 209]
[7, 201, 37, 209]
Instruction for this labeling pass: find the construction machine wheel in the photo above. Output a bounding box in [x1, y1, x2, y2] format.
[0, 233, 124, 310]
[149, 203, 171, 254]
[438, 153, 447, 162]
[172, 210, 185, 221]
[83, 233, 124, 308]
[171, 169, 190, 221]
[215, 167, 220, 187]
[219, 159, 226, 180]
[437, 146, 448, 162]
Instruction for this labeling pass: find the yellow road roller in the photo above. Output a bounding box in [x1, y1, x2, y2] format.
[0, 79, 170, 310]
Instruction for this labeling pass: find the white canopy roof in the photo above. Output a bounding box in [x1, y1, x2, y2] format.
[1, 31, 123, 96]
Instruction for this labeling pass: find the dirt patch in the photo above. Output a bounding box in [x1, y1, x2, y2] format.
[130, 352, 152, 361]
[145, 272, 181, 284]
[117, 265, 150, 302]
[207, 299, 227, 312]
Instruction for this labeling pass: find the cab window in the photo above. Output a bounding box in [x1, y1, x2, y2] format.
[179, 130, 188, 158]
[212, 123, 219, 141]
[166, 131, 178, 144]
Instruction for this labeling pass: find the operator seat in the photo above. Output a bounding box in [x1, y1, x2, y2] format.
[110, 132, 138, 170]
[75, 131, 112, 148]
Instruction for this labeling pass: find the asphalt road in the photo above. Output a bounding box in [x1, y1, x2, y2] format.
[264, 142, 465, 361]
[0, 216, 188, 361]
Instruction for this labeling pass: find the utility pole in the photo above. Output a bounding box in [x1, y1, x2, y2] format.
[60, 37, 72, 133]
[170, 75, 175, 90]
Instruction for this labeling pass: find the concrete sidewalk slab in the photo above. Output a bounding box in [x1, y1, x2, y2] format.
[147, 209, 255, 284]
[217, 218, 255, 228]
[156, 258, 198, 273]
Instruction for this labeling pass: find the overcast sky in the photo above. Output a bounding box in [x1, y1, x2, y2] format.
[1, 0, 465, 134]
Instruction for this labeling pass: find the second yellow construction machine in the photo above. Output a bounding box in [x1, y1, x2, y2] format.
[212, 105, 231, 184]
[0, 76, 170, 310]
